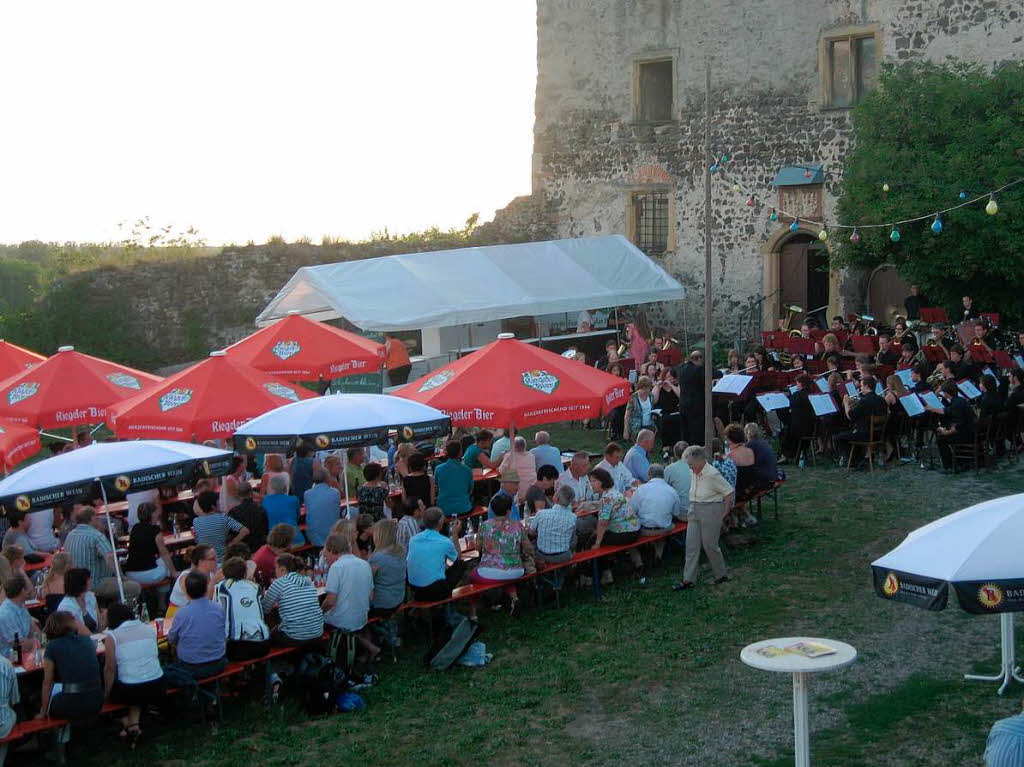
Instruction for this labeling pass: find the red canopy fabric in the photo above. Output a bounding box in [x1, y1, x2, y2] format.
[0, 419, 41, 469]
[223, 313, 384, 381]
[0, 340, 46, 381]
[0, 346, 162, 428]
[392, 335, 631, 428]
[108, 351, 318, 441]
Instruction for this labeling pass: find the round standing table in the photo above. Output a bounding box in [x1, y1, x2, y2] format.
[740, 637, 857, 767]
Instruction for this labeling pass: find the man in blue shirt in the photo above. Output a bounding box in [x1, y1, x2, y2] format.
[529, 431, 562, 472]
[433, 441, 474, 516]
[0, 576, 37, 654]
[167, 572, 227, 680]
[487, 472, 522, 521]
[304, 468, 341, 548]
[406, 507, 466, 602]
[623, 429, 655, 483]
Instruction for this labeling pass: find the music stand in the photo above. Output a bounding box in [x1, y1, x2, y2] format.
[968, 345, 994, 364]
[992, 350, 1016, 370]
[919, 307, 948, 324]
[850, 335, 878, 354]
[785, 338, 816, 358]
[922, 346, 947, 363]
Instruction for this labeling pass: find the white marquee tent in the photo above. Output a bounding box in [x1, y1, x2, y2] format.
[254, 235, 685, 330]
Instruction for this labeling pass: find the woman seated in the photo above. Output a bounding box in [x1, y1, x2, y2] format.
[369, 520, 406, 621]
[323, 454, 343, 492]
[57, 568, 101, 635]
[124, 502, 177, 586]
[468, 494, 532, 618]
[260, 554, 322, 648]
[588, 467, 641, 583]
[354, 514, 375, 559]
[40, 552, 71, 614]
[191, 491, 248, 565]
[166, 544, 218, 620]
[102, 602, 166, 749]
[219, 557, 272, 659]
[223, 542, 258, 582]
[262, 475, 303, 546]
[724, 424, 759, 511]
[259, 453, 290, 496]
[252, 524, 297, 587]
[38, 611, 104, 757]
[401, 452, 433, 509]
[743, 423, 778, 497]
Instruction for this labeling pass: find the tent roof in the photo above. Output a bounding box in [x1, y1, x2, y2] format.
[254, 235, 685, 331]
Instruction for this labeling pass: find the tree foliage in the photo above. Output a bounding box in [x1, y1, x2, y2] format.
[833, 60, 1024, 321]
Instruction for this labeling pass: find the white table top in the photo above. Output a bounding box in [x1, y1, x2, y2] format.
[740, 637, 858, 674]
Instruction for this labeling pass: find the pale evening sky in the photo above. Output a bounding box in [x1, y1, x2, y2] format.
[0, 1, 537, 246]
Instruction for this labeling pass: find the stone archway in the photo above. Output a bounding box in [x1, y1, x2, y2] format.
[761, 225, 838, 331]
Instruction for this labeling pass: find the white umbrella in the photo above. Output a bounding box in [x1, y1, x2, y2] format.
[871, 493, 1024, 694]
[232, 393, 451, 507]
[0, 440, 233, 600]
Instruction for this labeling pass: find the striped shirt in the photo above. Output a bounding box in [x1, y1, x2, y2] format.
[260, 571, 324, 641]
[64, 523, 113, 583]
[985, 713, 1024, 767]
[396, 515, 421, 551]
[191, 513, 243, 563]
[0, 655, 18, 739]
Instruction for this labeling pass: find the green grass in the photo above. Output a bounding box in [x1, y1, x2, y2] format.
[58, 456, 1024, 767]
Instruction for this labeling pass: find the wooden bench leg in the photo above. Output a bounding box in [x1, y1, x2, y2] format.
[591, 559, 601, 600]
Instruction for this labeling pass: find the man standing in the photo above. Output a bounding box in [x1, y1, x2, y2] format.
[304, 468, 341, 548]
[677, 350, 705, 446]
[674, 446, 733, 590]
[529, 431, 562, 472]
[903, 284, 927, 321]
[623, 429, 655, 484]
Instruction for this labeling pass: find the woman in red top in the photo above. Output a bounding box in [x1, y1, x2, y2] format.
[252, 523, 295, 587]
[384, 332, 412, 386]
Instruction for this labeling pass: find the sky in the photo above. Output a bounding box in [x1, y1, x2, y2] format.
[0, 1, 536, 245]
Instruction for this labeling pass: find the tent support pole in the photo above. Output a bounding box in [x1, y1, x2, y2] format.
[964, 613, 1024, 694]
[98, 480, 127, 603]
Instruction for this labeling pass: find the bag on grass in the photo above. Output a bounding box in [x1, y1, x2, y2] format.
[296, 652, 338, 715]
[425, 617, 481, 671]
[456, 641, 492, 667]
[335, 692, 366, 713]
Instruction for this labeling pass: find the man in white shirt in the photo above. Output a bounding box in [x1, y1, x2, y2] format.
[25, 507, 60, 553]
[489, 430, 510, 462]
[529, 431, 562, 472]
[662, 441, 692, 515]
[555, 452, 595, 504]
[594, 442, 636, 493]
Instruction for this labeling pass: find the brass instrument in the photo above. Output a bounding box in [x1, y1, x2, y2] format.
[782, 304, 802, 332]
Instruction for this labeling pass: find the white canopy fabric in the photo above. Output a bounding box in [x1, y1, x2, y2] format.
[254, 235, 685, 330]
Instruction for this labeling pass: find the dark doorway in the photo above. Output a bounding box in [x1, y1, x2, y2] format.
[778, 235, 830, 328]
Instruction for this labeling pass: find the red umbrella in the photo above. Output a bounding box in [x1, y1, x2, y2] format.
[392, 334, 631, 428]
[0, 419, 41, 469]
[0, 339, 46, 381]
[0, 346, 162, 428]
[108, 351, 318, 441]
[223, 312, 384, 381]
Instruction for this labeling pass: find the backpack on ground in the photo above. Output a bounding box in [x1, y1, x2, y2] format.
[425, 617, 482, 670]
[296, 652, 339, 715]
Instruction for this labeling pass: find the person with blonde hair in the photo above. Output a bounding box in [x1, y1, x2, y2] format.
[369, 520, 405, 618]
[259, 454, 290, 496]
[392, 442, 416, 479]
[323, 453, 343, 492]
[41, 552, 72, 613]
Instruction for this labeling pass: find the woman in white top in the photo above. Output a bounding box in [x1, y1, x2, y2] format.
[57, 567, 101, 635]
[259, 454, 290, 496]
[103, 602, 165, 747]
[166, 544, 219, 620]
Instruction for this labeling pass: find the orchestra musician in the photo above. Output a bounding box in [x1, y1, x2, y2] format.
[948, 345, 979, 383]
[835, 375, 887, 468]
[1006, 369, 1024, 445]
[967, 320, 993, 358]
[904, 285, 927, 322]
[845, 353, 873, 381]
[978, 374, 1004, 420]
[823, 353, 845, 395]
[830, 316, 846, 334]
[896, 341, 918, 370]
[882, 374, 909, 463]
[875, 333, 900, 367]
[1014, 331, 1024, 358]
[724, 349, 742, 374]
[935, 380, 975, 472]
[925, 324, 952, 356]
[780, 374, 814, 463]
[909, 363, 932, 394]
[961, 295, 980, 323]
[817, 333, 842, 359]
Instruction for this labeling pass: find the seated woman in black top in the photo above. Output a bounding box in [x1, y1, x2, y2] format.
[401, 452, 433, 508]
[39, 610, 104, 752]
[124, 502, 177, 586]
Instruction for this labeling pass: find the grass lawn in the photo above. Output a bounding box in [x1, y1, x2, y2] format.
[62, 433, 1024, 767]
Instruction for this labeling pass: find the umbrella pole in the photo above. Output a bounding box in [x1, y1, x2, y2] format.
[964, 613, 1024, 694]
[98, 481, 127, 602]
[343, 455, 352, 521]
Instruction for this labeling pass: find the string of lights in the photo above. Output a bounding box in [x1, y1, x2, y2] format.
[707, 153, 1023, 244]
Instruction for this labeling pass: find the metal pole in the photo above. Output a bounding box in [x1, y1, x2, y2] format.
[703, 61, 714, 449]
[792, 671, 811, 767]
[98, 480, 127, 602]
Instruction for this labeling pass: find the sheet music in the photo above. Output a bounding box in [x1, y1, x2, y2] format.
[788, 384, 798, 394]
[755, 391, 790, 412]
[808, 393, 837, 416]
[844, 381, 858, 398]
[875, 381, 884, 395]
[895, 368, 914, 387]
[920, 391, 943, 411]
[712, 374, 753, 395]
[1016, 355, 1024, 369]
[814, 376, 830, 393]
[957, 379, 982, 399]
[899, 393, 925, 417]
